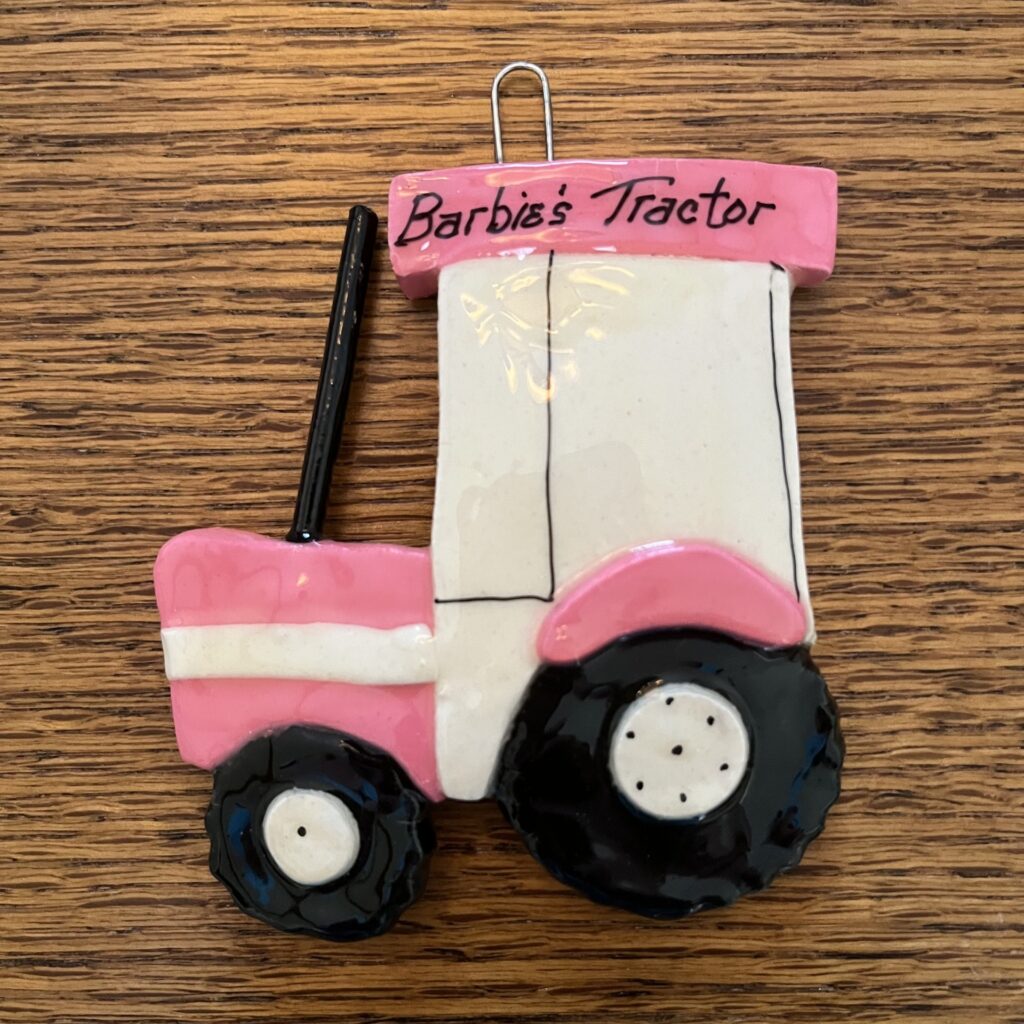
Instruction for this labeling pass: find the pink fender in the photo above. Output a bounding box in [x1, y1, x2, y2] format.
[154, 528, 442, 800]
[537, 542, 809, 664]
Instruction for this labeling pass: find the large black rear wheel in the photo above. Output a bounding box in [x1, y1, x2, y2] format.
[495, 630, 843, 918]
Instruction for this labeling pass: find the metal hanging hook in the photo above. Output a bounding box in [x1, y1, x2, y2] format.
[491, 62, 554, 164]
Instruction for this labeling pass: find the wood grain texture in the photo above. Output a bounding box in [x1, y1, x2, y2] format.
[1, 1, 1022, 1021]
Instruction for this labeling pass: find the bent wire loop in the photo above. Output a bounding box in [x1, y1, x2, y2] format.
[491, 62, 554, 163]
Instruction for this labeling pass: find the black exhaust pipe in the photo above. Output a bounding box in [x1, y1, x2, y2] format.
[287, 204, 378, 544]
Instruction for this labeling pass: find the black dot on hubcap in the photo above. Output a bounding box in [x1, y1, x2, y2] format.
[720, 763, 729, 771]
[636, 781, 644, 791]
[707, 715, 715, 725]
[297, 826, 307, 837]
[626, 730, 635, 739]
[672, 745, 683, 755]
[679, 793, 687, 803]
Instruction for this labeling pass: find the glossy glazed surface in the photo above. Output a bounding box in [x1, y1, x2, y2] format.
[261, 787, 361, 886]
[170, 677, 441, 800]
[155, 527, 433, 629]
[207, 725, 434, 941]
[608, 681, 750, 819]
[162, 621, 435, 685]
[287, 205, 377, 543]
[389, 158, 837, 298]
[155, 528, 442, 799]
[430, 252, 813, 798]
[538, 542, 808, 663]
[495, 629, 843, 918]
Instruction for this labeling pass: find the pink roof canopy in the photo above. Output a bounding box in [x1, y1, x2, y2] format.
[389, 158, 837, 298]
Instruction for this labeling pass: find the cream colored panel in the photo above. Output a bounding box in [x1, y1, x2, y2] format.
[161, 622, 436, 684]
[546, 255, 808, 610]
[432, 599, 546, 800]
[433, 256, 553, 600]
[429, 253, 812, 801]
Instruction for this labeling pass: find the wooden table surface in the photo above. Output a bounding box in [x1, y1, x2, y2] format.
[2, 2, 1022, 1021]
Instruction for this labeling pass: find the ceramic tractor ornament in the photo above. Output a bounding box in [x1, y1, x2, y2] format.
[155, 64, 843, 941]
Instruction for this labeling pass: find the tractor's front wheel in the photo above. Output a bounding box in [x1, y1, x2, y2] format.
[206, 725, 434, 941]
[495, 630, 843, 919]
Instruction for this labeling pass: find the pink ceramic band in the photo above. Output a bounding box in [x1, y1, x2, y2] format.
[170, 677, 442, 801]
[538, 542, 809, 664]
[154, 528, 434, 629]
[388, 158, 838, 298]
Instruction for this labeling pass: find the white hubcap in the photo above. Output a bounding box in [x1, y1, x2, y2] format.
[262, 788, 360, 886]
[609, 682, 750, 819]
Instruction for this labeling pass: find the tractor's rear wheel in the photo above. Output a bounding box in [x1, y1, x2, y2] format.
[495, 629, 843, 918]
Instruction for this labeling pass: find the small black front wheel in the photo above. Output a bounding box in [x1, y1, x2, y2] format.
[206, 725, 434, 941]
[495, 630, 843, 919]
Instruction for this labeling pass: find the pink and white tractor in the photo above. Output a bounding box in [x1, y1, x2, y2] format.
[155, 79, 843, 940]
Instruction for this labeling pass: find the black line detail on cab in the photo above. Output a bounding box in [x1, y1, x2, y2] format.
[768, 268, 801, 601]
